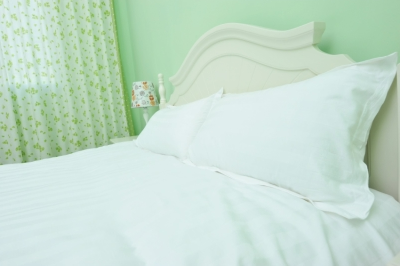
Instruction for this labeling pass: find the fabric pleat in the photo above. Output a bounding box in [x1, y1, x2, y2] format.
[0, 0, 130, 164]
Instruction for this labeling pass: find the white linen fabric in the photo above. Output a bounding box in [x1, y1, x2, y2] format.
[188, 54, 398, 219]
[136, 89, 223, 159]
[0, 142, 399, 266]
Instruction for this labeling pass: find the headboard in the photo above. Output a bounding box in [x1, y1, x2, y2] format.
[157, 22, 400, 201]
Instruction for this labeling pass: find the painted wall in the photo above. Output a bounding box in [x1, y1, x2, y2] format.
[113, 0, 400, 134]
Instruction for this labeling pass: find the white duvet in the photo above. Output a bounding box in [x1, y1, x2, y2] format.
[0, 142, 399, 266]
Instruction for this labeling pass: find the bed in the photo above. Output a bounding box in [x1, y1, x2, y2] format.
[1, 22, 400, 266]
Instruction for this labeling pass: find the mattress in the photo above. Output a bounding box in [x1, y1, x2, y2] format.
[0, 141, 399, 266]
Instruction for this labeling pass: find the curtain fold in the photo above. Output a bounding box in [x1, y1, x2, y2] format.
[0, 0, 131, 164]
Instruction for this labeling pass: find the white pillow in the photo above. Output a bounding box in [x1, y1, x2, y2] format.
[136, 89, 223, 159]
[187, 54, 398, 219]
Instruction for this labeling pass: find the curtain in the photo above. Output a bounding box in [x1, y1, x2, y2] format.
[0, 0, 133, 164]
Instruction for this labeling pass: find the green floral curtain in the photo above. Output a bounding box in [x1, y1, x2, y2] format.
[0, 0, 133, 164]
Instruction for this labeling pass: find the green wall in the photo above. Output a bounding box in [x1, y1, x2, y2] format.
[113, 0, 400, 134]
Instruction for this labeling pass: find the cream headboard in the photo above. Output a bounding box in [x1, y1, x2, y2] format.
[157, 22, 400, 201]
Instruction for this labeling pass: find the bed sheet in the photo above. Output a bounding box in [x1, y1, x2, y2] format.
[0, 141, 399, 266]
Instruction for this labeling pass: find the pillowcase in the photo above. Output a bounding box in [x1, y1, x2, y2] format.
[136, 89, 223, 159]
[187, 54, 398, 219]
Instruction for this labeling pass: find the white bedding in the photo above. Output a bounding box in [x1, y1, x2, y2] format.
[0, 142, 399, 266]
